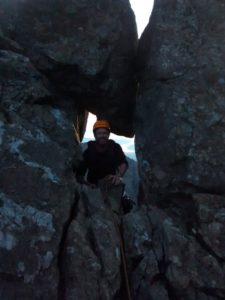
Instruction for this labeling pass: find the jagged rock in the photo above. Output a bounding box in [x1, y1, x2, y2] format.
[0, 1, 137, 298]
[0, 49, 81, 299]
[193, 193, 225, 260]
[0, 0, 137, 136]
[136, 0, 225, 195]
[123, 200, 225, 300]
[61, 187, 122, 300]
[2, 0, 225, 300]
[134, 1, 225, 299]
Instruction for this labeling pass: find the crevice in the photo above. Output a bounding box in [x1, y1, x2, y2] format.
[133, 255, 150, 300]
[157, 244, 179, 300]
[0, 104, 12, 123]
[57, 189, 80, 300]
[163, 276, 180, 300]
[130, 254, 144, 272]
[113, 220, 132, 300]
[191, 230, 225, 264]
[200, 287, 225, 300]
[146, 209, 181, 300]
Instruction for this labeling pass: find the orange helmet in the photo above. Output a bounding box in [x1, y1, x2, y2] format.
[93, 120, 110, 131]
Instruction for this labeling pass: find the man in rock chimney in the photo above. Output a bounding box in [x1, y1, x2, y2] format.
[76, 119, 128, 189]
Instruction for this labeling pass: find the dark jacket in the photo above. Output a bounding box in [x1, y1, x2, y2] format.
[76, 140, 128, 184]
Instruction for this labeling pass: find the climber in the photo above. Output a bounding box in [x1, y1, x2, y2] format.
[76, 119, 128, 188]
[75, 120, 132, 300]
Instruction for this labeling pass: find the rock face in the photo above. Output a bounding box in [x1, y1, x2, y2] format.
[123, 196, 225, 300]
[0, 49, 80, 299]
[0, 0, 137, 136]
[61, 187, 122, 300]
[136, 0, 225, 195]
[0, 1, 137, 299]
[1, 0, 225, 299]
[134, 0, 225, 299]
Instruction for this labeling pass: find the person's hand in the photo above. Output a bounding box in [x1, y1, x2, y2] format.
[104, 174, 122, 186]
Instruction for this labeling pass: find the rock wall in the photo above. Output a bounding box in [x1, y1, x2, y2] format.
[0, 1, 137, 299]
[136, 0, 225, 196]
[0, 49, 79, 299]
[1, 0, 225, 299]
[0, 0, 137, 136]
[134, 0, 225, 299]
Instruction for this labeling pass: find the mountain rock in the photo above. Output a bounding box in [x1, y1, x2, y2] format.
[1, 0, 225, 299]
[0, 0, 137, 136]
[136, 0, 225, 195]
[0, 1, 137, 299]
[134, 1, 225, 299]
[0, 49, 80, 299]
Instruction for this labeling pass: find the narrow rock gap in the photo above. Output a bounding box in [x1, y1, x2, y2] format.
[134, 257, 151, 299]
[154, 242, 178, 300]
[191, 231, 225, 264]
[57, 190, 80, 300]
[159, 245, 181, 300]
[113, 221, 132, 300]
[146, 207, 181, 300]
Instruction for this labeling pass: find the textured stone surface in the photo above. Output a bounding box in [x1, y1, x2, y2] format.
[0, 0, 137, 136]
[0, 1, 137, 298]
[123, 199, 225, 300]
[0, 50, 80, 299]
[134, 1, 225, 299]
[136, 0, 225, 195]
[1, 0, 225, 299]
[61, 187, 122, 300]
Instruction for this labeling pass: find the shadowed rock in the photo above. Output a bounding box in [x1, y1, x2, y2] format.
[0, 50, 80, 299]
[133, 1, 225, 299]
[0, 1, 137, 298]
[0, 0, 137, 136]
[136, 0, 225, 195]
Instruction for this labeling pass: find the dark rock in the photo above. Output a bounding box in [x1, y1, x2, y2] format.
[136, 0, 225, 195]
[0, 50, 81, 299]
[61, 187, 121, 300]
[0, 0, 137, 136]
[133, 1, 225, 299]
[2, 0, 225, 299]
[123, 201, 225, 300]
[0, 1, 137, 297]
